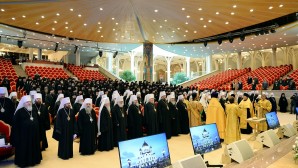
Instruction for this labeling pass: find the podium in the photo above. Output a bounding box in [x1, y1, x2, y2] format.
[246, 117, 266, 141]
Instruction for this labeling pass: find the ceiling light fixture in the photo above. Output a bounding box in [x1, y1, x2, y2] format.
[203, 41, 207, 47]
[54, 43, 59, 52]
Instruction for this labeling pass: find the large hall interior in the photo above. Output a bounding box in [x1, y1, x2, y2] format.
[0, 0, 298, 168]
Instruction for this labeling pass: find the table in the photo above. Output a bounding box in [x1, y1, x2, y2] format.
[246, 117, 266, 141]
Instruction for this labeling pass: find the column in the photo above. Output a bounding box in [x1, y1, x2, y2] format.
[272, 47, 277, 66]
[186, 57, 190, 78]
[129, 51, 136, 75]
[106, 52, 113, 71]
[143, 42, 153, 82]
[75, 49, 80, 66]
[116, 57, 120, 77]
[165, 56, 173, 83]
[63, 54, 69, 64]
[250, 51, 256, 70]
[237, 52, 242, 69]
[260, 52, 266, 67]
[28, 48, 34, 61]
[202, 60, 206, 74]
[291, 48, 297, 70]
[152, 55, 155, 81]
[37, 48, 42, 60]
[206, 55, 211, 73]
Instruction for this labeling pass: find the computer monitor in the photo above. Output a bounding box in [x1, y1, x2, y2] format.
[265, 111, 280, 130]
[118, 133, 171, 168]
[189, 123, 222, 155]
[296, 107, 298, 115]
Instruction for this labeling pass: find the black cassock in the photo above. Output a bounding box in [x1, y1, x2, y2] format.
[111, 104, 127, 147]
[0, 97, 15, 125]
[169, 102, 180, 136]
[98, 106, 114, 151]
[269, 97, 277, 112]
[177, 101, 189, 134]
[78, 109, 98, 155]
[144, 102, 159, 136]
[11, 107, 42, 167]
[127, 104, 143, 139]
[157, 99, 171, 139]
[240, 108, 253, 134]
[73, 103, 82, 115]
[33, 103, 50, 151]
[95, 97, 101, 107]
[53, 107, 78, 160]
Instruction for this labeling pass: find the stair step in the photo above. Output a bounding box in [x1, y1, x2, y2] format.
[13, 65, 27, 77]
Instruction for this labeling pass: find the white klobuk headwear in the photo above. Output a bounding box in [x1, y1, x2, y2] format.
[167, 94, 175, 103]
[9, 92, 17, 99]
[176, 95, 184, 104]
[115, 96, 124, 106]
[159, 91, 166, 101]
[126, 91, 133, 100]
[33, 93, 42, 103]
[56, 94, 64, 103]
[0, 87, 8, 97]
[15, 95, 31, 114]
[128, 95, 137, 106]
[80, 98, 92, 111]
[58, 97, 71, 111]
[97, 91, 104, 99]
[98, 97, 110, 136]
[145, 94, 154, 104]
[75, 95, 84, 104]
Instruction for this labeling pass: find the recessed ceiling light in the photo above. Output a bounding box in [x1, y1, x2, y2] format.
[99, 8, 103, 11]
[153, 19, 156, 22]
[154, 9, 158, 12]
[177, 27, 180, 30]
[70, 30, 73, 33]
[65, 22, 68, 24]
[99, 26, 102, 29]
[279, 37, 282, 40]
[113, 28, 115, 31]
[65, 26, 68, 29]
[283, 33, 286, 35]
[12, 17, 15, 20]
[184, 35, 186, 37]
[22, 15, 26, 18]
[41, 15, 45, 19]
[101, 35, 103, 38]
[160, 25, 162, 28]
[250, 9, 254, 12]
[208, 20, 212, 23]
[112, 18, 115, 20]
[185, 30, 188, 33]
[185, 22, 188, 24]
[216, 12, 219, 15]
[269, 6, 273, 10]
[84, 23, 87, 26]
[164, 19, 167, 22]
[194, 31, 197, 33]
[203, 25, 207, 28]
[279, 4, 283, 8]
[225, 22, 229, 24]
[186, 15, 190, 18]
[52, 28, 55, 31]
[98, 22, 101, 24]
[1, 9, 5, 12]
[198, 8, 202, 11]
[70, 8, 73, 11]
[36, 22, 39, 25]
[231, 12, 235, 15]
[54, 20, 57, 23]
[56, 13, 60, 16]
[181, 8, 185, 11]
[78, 14, 81, 17]
[233, 5, 237, 8]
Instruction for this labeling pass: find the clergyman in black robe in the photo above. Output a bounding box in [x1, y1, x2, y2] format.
[0, 87, 15, 125]
[11, 95, 42, 167]
[157, 91, 172, 139]
[78, 98, 98, 155]
[168, 95, 180, 136]
[98, 98, 114, 151]
[177, 95, 190, 134]
[144, 94, 159, 136]
[53, 97, 78, 160]
[73, 95, 83, 115]
[33, 93, 50, 151]
[111, 96, 127, 147]
[127, 95, 143, 139]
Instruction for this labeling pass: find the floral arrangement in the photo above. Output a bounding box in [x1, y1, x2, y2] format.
[293, 137, 298, 161]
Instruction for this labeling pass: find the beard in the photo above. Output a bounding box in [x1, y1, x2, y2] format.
[171, 101, 176, 105]
[106, 106, 111, 112]
[118, 103, 124, 108]
[85, 107, 92, 114]
[134, 102, 139, 106]
[25, 105, 32, 111]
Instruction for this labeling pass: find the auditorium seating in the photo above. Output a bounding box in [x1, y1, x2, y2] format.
[66, 64, 106, 81]
[0, 120, 14, 160]
[193, 68, 250, 90]
[287, 68, 298, 89]
[220, 65, 292, 90]
[0, 59, 18, 92]
[25, 66, 69, 79]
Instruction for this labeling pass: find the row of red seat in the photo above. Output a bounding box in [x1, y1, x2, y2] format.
[67, 64, 106, 81]
[219, 65, 292, 90]
[192, 68, 251, 90]
[25, 66, 69, 79]
[0, 59, 18, 92]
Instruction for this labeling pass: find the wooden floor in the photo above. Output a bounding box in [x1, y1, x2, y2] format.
[0, 112, 297, 168]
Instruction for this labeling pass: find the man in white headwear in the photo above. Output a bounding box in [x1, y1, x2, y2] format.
[111, 96, 127, 147]
[11, 95, 42, 167]
[268, 93, 277, 112]
[0, 87, 15, 125]
[144, 94, 159, 136]
[177, 95, 189, 134]
[111, 91, 120, 108]
[168, 94, 180, 136]
[73, 95, 84, 116]
[53, 97, 78, 160]
[52, 93, 64, 120]
[77, 98, 97, 155]
[9, 91, 19, 109]
[29, 90, 37, 102]
[95, 91, 104, 107]
[97, 97, 113, 151]
[33, 93, 50, 151]
[157, 91, 171, 139]
[136, 91, 142, 105]
[127, 95, 143, 139]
